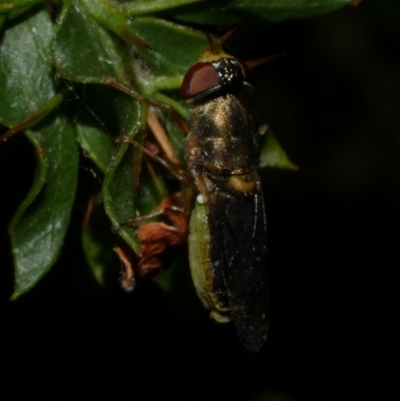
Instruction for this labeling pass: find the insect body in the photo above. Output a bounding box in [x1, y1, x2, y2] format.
[181, 45, 269, 352]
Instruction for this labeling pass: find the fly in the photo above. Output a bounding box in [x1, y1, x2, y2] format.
[110, 32, 270, 353]
[181, 33, 269, 353]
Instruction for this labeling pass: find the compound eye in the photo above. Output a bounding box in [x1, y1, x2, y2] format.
[180, 62, 220, 101]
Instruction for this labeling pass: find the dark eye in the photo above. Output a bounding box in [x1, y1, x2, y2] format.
[180, 62, 220, 102]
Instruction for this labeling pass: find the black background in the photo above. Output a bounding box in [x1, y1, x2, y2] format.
[2, 0, 400, 399]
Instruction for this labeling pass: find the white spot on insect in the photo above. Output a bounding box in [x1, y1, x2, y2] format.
[196, 194, 204, 205]
[258, 124, 268, 136]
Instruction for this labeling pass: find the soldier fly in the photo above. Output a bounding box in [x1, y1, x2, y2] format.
[110, 32, 269, 352]
[181, 33, 269, 353]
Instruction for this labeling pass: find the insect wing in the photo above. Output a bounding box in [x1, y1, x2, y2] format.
[208, 180, 268, 352]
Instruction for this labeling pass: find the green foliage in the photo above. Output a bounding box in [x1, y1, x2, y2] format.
[0, 0, 354, 297]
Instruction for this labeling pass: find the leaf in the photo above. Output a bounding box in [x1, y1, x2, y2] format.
[103, 144, 140, 253]
[0, 0, 42, 14]
[230, 0, 355, 21]
[75, 83, 149, 266]
[75, 85, 130, 173]
[135, 168, 169, 216]
[0, 8, 55, 125]
[164, 1, 246, 25]
[10, 115, 78, 299]
[79, 0, 203, 52]
[0, 91, 67, 143]
[76, 120, 114, 175]
[0, 7, 78, 298]
[260, 131, 298, 170]
[0, 14, 6, 28]
[127, 17, 208, 88]
[102, 100, 142, 254]
[167, 0, 355, 24]
[82, 196, 116, 287]
[74, 80, 143, 254]
[52, 0, 128, 84]
[63, 10, 209, 93]
[113, 0, 203, 15]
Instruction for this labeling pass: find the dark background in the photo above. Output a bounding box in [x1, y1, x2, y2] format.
[1, 0, 400, 399]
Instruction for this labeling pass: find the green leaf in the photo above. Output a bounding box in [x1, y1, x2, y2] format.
[0, 14, 6, 27]
[79, 0, 202, 50]
[10, 115, 78, 299]
[164, 1, 246, 25]
[114, 0, 203, 15]
[167, 0, 355, 24]
[260, 131, 298, 170]
[52, 0, 128, 84]
[76, 119, 114, 175]
[0, 8, 55, 125]
[82, 196, 116, 287]
[102, 99, 142, 254]
[230, 0, 355, 21]
[75, 85, 129, 173]
[103, 144, 140, 253]
[128, 18, 208, 88]
[0, 0, 42, 14]
[0, 7, 78, 298]
[0, 91, 68, 143]
[63, 10, 209, 93]
[75, 82, 143, 254]
[135, 168, 169, 216]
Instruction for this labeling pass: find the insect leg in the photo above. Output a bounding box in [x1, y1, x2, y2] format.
[115, 135, 191, 185]
[112, 206, 187, 232]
